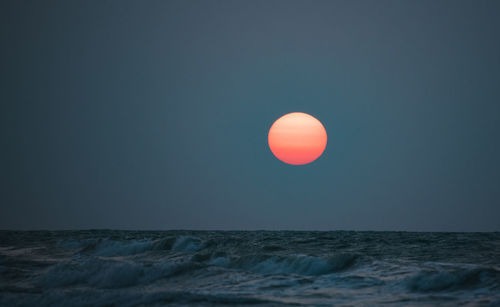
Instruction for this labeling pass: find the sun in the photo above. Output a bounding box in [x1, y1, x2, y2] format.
[268, 112, 327, 165]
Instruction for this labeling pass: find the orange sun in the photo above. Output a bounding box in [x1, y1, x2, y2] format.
[268, 112, 327, 165]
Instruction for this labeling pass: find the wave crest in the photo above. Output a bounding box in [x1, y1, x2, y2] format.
[227, 253, 357, 276]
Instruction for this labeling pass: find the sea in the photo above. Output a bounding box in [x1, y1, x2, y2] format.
[0, 230, 499, 306]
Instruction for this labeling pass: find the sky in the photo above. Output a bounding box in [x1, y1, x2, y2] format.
[1, 0, 500, 231]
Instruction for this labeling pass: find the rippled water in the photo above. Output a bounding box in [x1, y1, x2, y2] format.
[0, 230, 499, 306]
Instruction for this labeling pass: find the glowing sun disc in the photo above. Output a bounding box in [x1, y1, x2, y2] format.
[268, 112, 327, 165]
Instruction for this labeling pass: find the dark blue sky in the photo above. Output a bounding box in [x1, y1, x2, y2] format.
[1, 0, 500, 231]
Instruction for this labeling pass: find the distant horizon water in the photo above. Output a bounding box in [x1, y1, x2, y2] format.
[2, 229, 499, 233]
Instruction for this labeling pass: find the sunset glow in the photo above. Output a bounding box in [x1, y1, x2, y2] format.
[268, 112, 327, 165]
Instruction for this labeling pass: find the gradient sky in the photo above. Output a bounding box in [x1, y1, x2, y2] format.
[1, 0, 500, 231]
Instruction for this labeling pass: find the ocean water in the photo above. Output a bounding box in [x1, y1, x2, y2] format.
[0, 231, 499, 306]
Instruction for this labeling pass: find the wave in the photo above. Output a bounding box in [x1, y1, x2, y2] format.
[171, 236, 203, 251]
[38, 253, 357, 290]
[58, 235, 203, 257]
[2, 231, 500, 307]
[214, 253, 358, 276]
[0, 290, 285, 307]
[90, 240, 154, 257]
[59, 238, 155, 256]
[406, 267, 500, 292]
[38, 259, 200, 289]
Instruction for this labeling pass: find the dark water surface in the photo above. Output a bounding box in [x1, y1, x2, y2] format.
[0, 231, 499, 306]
